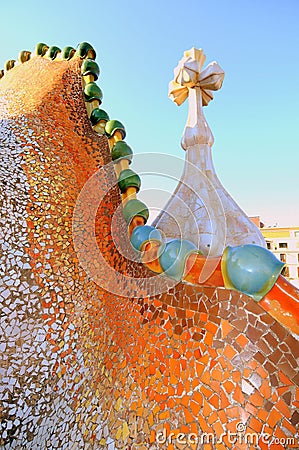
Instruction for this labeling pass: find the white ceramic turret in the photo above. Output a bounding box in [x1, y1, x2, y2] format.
[153, 48, 266, 256]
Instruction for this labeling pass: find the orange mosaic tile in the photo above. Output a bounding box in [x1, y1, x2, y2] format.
[245, 403, 258, 416]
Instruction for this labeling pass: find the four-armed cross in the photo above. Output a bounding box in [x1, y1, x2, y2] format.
[169, 48, 224, 150]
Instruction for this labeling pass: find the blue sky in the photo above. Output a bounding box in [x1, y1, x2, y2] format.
[0, 0, 298, 226]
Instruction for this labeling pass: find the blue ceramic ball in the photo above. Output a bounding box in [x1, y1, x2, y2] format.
[223, 244, 284, 301]
[158, 238, 197, 281]
[130, 225, 162, 251]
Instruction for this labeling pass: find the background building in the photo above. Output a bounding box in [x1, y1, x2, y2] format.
[250, 217, 299, 288]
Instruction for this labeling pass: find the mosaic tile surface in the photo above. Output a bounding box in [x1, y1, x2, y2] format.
[0, 55, 298, 449]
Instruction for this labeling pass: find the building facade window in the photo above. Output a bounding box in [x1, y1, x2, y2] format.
[279, 243, 288, 248]
[282, 266, 290, 277]
[266, 242, 271, 250]
[280, 254, 286, 262]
